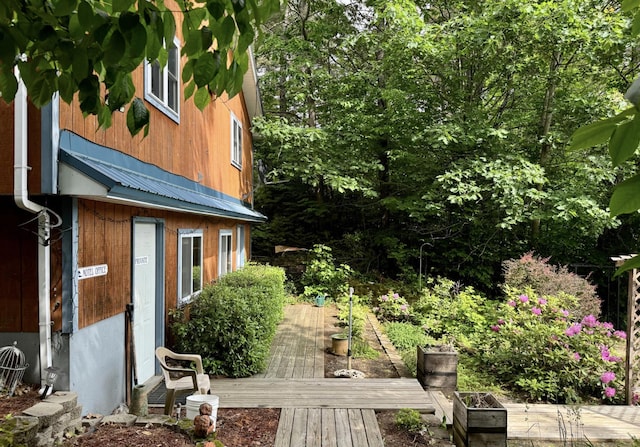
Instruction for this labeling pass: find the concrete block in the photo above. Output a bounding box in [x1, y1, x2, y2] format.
[22, 402, 64, 428]
[101, 413, 137, 426]
[45, 391, 78, 412]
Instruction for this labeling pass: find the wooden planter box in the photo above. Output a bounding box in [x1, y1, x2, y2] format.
[416, 345, 458, 391]
[453, 392, 507, 447]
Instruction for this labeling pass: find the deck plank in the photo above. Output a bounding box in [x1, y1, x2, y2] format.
[321, 408, 338, 447]
[361, 409, 384, 447]
[347, 409, 368, 446]
[334, 409, 353, 447]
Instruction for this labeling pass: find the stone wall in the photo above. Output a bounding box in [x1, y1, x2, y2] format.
[7, 391, 82, 447]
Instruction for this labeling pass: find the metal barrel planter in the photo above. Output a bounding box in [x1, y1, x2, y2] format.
[453, 392, 507, 447]
[416, 345, 458, 391]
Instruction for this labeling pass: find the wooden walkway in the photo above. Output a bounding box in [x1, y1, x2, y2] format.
[206, 303, 640, 445]
[209, 303, 434, 446]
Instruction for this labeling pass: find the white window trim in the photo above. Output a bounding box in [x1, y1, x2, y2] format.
[219, 229, 233, 277]
[237, 225, 246, 269]
[231, 113, 242, 169]
[144, 36, 180, 123]
[178, 229, 203, 306]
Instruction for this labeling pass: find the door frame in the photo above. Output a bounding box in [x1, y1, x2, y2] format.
[131, 217, 165, 378]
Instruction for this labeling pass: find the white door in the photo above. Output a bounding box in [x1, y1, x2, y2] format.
[133, 222, 157, 383]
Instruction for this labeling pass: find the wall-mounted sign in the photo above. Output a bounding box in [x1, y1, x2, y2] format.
[78, 264, 108, 280]
[135, 256, 149, 265]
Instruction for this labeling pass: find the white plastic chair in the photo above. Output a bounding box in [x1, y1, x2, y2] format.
[155, 346, 211, 415]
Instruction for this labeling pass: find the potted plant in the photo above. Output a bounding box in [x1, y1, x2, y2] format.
[416, 342, 458, 391]
[453, 392, 507, 447]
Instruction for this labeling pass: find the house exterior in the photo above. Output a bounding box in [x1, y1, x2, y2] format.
[0, 13, 265, 414]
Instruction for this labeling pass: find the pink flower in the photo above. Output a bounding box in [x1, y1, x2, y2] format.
[604, 387, 616, 398]
[538, 298, 547, 305]
[613, 330, 627, 339]
[381, 295, 388, 302]
[497, 319, 505, 325]
[582, 315, 598, 327]
[572, 352, 581, 361]
[565, 324, 582, 337]
[519, 294, 529, 303]
[400, 304, 408, 312]
[508, 300, 516, 307]
[601, 371, 616, 384]
[531, 307, 542, 315]
[393, 293, 400, 299]
[491, 325, 501, 332]
[561, 310, 569, 317]
[601, 322, 614, 330]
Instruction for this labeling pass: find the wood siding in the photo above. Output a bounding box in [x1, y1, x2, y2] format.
[0, 101, 43, 196]
[77, 199, 250, 329]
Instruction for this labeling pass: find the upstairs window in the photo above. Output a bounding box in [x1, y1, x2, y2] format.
[145, 37, 180, 122]
[231, 114, 242, 169]
[178, 229, 202, 306]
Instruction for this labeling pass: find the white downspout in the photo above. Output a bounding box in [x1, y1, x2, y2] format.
[13, 66, 53, 389]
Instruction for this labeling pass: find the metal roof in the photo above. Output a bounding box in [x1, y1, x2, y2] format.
[58, 130, 266, 222]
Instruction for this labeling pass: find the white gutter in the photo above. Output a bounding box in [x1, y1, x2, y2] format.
[13, 66, 53, 389]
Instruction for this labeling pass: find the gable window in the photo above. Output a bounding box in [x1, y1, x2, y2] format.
[178, 229, 202, 305]
[219, 230, 233, 277]
[231, 114, 242, 169]
[145, 37, 180, 122]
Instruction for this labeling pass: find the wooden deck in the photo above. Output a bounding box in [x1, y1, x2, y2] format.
[209, 304, 434, 446]
[154, 303, 640, 445]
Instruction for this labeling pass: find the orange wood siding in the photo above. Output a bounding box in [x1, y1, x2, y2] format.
[0, 101, 43, 195]
[76, 199, 250, 328]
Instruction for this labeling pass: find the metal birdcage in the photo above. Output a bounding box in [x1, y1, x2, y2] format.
[0, 341, 29, 396]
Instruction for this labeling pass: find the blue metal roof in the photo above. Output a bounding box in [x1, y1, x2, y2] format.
[58, 130, 266, 222]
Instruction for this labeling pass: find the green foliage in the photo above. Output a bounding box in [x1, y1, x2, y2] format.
[479, 289, 626, 403]
[300, 244, 353, 301]
[335, 293, 368, 339]
[383, 322, 433, 352]
[383, 322, 433, 376]
[0, 414, 27, 447]
[170, 264, 286, 377]
[1, 0, 281, 135]
[502, 253, 602, 319]
[410, 278, 490, 348]
[394, 408, 424, 435]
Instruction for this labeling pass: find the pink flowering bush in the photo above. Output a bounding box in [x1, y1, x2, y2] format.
[373, 291, 410, 322]
[479, 288, 625, 403]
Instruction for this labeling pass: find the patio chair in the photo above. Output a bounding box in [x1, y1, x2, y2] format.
[155, 346, 211, 415]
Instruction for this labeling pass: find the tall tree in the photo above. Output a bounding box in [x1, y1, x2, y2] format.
[254, 0, 632, 288]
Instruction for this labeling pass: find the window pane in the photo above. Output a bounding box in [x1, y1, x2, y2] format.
[151, 61, 162, 99]
[180, 237, 192, 298]
[168, 47, 179, 111]
[192, 236, 202, 293]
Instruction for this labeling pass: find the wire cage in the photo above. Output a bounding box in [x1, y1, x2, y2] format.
[0, 342, 29, 397]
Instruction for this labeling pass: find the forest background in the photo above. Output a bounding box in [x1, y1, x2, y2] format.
[250, 0, 640, 313]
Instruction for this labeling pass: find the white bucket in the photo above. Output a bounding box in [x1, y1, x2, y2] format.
[186, 394, 219, 430]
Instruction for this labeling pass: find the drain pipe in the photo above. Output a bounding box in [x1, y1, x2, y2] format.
[13, 66, 53, 389]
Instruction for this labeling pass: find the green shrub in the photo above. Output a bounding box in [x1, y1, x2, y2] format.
[300, 244, 353, 301]
[502, 253, 601, 319]
[479, 289, 625, 403]
[394, 408, 424, 434]
[410, 278, 491, 348]
[170, 264, 286, 377]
